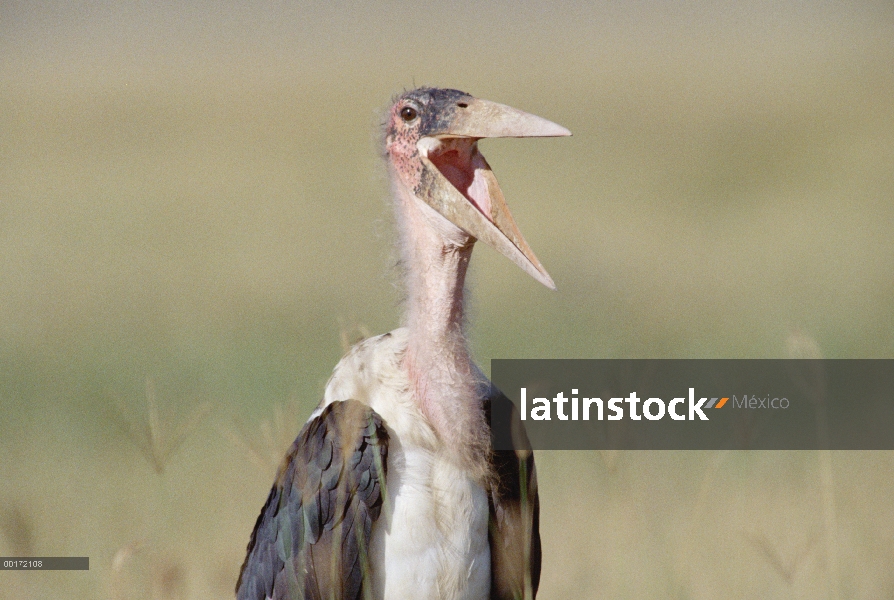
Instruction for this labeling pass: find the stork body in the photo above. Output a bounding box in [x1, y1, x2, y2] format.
[236, 88, 569, 600]
[323, 329, 491, 598]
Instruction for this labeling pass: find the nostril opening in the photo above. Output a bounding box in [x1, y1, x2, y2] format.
[457, 102, 468, 108]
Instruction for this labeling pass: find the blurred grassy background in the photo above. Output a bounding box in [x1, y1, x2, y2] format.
[1, 0, 893, 598]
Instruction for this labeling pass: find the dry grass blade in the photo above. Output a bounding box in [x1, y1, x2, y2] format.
[338, 317, 371, 353]
[221, 426, 268, 473]
[0, 504, 35, 557]
[786, 330, 824, 360]
[162, 399, 214, 470]
[222, 395, 305, 474]
[115, 393, 156, 473]
[111, 540, 143, 573]
[153, 559, 187, 600]
[744, 530, 817, 585]
[114, 377, 213, 474]
[146, 378, 162, 472]
[785, 331, 840, 600]
[598, 449, 621, 473]
[109, 540, 143, 600]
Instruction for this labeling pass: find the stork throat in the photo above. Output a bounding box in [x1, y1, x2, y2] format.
[420, 137, 493, 222]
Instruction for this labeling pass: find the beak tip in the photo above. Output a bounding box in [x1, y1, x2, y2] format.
[525, 121, 571, 139]
[536, 270, 557, 290]
[554, 125, 572, 137]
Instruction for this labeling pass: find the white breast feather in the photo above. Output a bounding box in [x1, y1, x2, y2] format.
[320, 329, 491, 600]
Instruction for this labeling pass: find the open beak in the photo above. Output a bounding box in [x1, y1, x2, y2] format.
[414, 98, 570, 290]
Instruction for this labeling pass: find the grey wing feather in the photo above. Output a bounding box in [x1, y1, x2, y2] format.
[485, 386, 542, 600]
[236, 400, 389, 600]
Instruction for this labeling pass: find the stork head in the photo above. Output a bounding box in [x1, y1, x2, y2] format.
[385, 87, 570, 290]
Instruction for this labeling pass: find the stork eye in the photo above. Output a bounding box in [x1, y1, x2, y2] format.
[400, 106, 418, 122]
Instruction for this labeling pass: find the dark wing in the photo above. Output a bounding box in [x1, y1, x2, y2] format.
[485, 386, 542, 600]
[236, 400, 389, 600]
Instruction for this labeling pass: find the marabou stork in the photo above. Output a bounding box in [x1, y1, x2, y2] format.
[236, 87, 570, 600]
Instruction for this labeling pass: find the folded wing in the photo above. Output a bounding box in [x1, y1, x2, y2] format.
[236, 400, 389, 600]
[485, 387, 542, 600]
